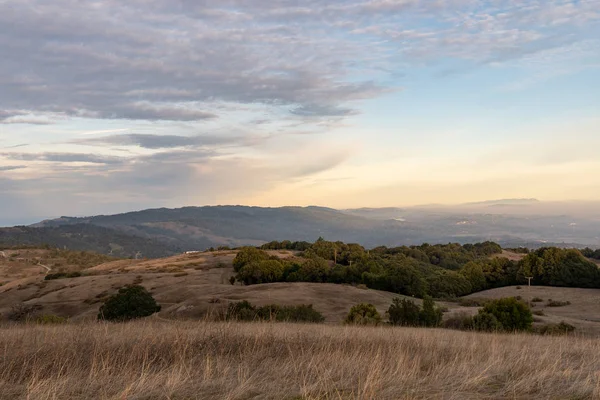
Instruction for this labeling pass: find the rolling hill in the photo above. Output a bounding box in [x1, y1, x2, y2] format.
[2, 247, 600, 334]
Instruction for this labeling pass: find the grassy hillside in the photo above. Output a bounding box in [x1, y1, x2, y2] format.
[2, 246, 600, 334]
[1, 320, 599, 399]
[0, 249, 406, 323]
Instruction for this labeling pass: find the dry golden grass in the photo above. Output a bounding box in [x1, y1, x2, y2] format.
[1, 320, 599, 400]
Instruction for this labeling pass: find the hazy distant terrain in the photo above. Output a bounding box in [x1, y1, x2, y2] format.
[1, 199, 598, 257]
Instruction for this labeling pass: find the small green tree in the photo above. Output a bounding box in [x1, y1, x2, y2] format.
[480, 297, 533, 331]
[345, 303, 382, 325]
[98, 285, 161, 322]
[419, 296, 443, 327]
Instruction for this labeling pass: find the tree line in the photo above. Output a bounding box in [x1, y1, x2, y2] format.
[233, 239, 600, 298]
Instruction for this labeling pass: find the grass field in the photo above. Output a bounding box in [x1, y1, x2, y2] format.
[0, 320, 598, 400]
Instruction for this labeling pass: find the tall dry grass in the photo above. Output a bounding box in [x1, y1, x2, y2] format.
[0, 320, 599, 399]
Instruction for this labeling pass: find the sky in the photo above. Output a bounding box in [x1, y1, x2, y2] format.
[1, 0, 600, 225]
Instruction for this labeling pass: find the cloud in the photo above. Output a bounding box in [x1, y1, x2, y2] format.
[1, 0, 596, 126]
[74, 134, 242, 149]
[0, 165, 27, 171]
[290, 104, 358, 117]
[1, 152, 125, 165]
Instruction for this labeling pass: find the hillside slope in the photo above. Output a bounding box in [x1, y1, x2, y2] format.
[3, 247, 600, 335]
[0, 249, 405, 323]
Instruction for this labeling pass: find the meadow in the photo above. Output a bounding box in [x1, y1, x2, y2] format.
[1, 320, 598, 400]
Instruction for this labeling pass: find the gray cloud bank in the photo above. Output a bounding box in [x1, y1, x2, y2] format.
[1, 1, 597, 124]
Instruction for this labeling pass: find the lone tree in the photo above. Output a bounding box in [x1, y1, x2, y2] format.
[98, 285, 161, 322]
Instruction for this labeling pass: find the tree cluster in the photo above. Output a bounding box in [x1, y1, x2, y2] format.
[234, 241, 599, 299]
[581, 247, 600, 260]
[387, 296, 443, 327]
[518, 247, 600, 288]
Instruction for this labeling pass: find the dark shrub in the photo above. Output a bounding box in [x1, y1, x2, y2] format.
[442, 312, 474, 330]
[536, 322, 576, 335]
[480, 297, 533, 331]
[388, 297, 421, 326]
[98, 285, 161, 322]
[7, 303, 43, 321]
[419, 296, 443, 327]
[472, 312, 503, 332]
[226, 301, 325, 323]
[226, 300, 257, 321]
[345, 303, 382, 325]
[388, 297, 443, 327]
[258, 304, 325, 323]
[458, 298, 487, 307]
[35, 314, 68, 324]
[546, 300, 571, 307]
[531, 297, 543, 302]
[45, 271, 82, 280]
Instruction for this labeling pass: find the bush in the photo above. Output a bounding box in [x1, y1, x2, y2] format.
[531, 297, 543, 302]
[226, 300, 257, 321]
[345, 303, 382, 325]
[458, 298, 487, 307]
[420, 296, 443, 327]
[226, 301, 325, 323]
[472, 312, 503, 332]
[237, 259, 284, 285]
[35, 314, 68, 324]
[45, 271, 82, 280]
[442, 312, 474, 330]
[259, 304, 325, 323]
[388, 298, 421, 326]
[7, 303, 43, 321]
[546, 300, 571, 307]
[536, 322, 576, 335]
[98, 285, 161, 322]
[480, 297, 533, 331]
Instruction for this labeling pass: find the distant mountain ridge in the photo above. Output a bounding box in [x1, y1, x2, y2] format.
[0, 202, 591, 257]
